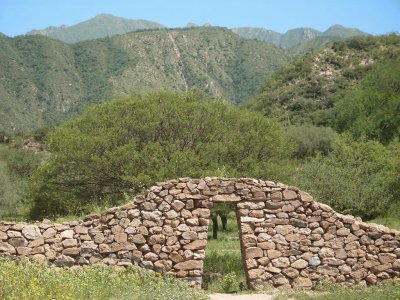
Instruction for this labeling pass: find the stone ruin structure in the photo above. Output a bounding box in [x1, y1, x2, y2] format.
[1, 177, 399, 289]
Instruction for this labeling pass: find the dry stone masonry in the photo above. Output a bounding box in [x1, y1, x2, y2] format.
[1, 178, 400, 289]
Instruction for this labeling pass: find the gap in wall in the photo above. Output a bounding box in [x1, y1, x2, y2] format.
[202, 202, 247, 292]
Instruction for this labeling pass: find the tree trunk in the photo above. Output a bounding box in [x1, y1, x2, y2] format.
[220, 213, 227, 231]
[212, 214, 219, 239]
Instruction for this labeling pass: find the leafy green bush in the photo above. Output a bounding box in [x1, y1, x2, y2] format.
[335, 60, 400, 144]
[285, 125, 337, 158]
[296, 135, 400, 219]
[0, 146, 45, 220]
[0, 257, 208, 300]
[29, 90, 294, 219]
[221, 272, 238, 293]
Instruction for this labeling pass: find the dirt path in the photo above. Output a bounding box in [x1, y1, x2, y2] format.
[209, 293, 273, 300]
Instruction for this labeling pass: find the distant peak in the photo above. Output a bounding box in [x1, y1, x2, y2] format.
[94, 13, 116, 18]
[325, 24, 346, 32]
[327, 24, 345, 30]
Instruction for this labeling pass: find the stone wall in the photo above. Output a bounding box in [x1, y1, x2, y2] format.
[1, 178, 399, 289]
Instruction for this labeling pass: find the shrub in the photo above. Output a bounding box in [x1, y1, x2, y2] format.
[285, 125, 337, 158]
[296, 135, 400, 219]
[29, 90, 294, 219]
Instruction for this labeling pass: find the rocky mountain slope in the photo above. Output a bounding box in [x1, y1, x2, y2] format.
[244, 35, 400, 126]
[27, 14, 165, 43]
[0, 27, 289, 131]
[232, 24, 368, 49]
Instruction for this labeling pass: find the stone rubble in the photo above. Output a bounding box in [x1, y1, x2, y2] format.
[1, 177, 399, 289]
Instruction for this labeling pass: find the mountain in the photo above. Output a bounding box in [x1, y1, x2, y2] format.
[288, 36, 344, 55]
[231, 25, 368, 49]
[322, 24, 367, 38]
[0, 27, 289, 132]
[26, 14, 165, 43]
[243, 35, 400, 126]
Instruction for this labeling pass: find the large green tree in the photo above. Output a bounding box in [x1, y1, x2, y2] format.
[30, 91, 294, 219]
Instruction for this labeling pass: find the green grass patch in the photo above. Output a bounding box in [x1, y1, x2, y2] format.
[0, 257, 208, 300]
[275, 280, 400, 300]
[203, 209, 248, 293]
[369, 215, 400, 231]
[369, 205, 400, 230]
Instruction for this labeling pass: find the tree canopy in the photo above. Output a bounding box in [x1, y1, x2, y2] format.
[29, 91, 294, 219]
[334, 60, 400, 144]
[296, 135, 400, 220]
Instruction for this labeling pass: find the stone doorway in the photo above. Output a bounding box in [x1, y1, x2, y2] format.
[202, 202, 246, 291]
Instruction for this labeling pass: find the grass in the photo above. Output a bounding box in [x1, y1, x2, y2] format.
[275, 280, 400, 300]
[0, 257, 208, 300]
[369, 206, 400, 230]
[203, 209, 248, 293]
[369, 216, 400, 230]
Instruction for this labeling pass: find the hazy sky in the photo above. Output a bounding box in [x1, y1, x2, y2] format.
[0, 0, 399, 37]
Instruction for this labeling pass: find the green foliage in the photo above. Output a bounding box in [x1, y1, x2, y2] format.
[276, 280, 400, 300]
[244, 35, 400, 128]
[285, 125, 338, 158]
[0, 145, 44, 220]
[29, 91, 294, 219]
[289, 36, 343, 56]
[295, 135, 400, 219]
[221, 272, 238, 293]
[334, 60, 400, 144]
[0, 257, 208, 300]
[370, 202, 400, 230]
[204, 250, 243, 277]
[32, 126, 53, 142]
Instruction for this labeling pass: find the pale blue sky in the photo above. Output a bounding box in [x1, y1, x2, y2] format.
[0, 0, 399, 37]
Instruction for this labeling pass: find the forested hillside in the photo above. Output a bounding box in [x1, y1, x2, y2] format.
[244, 35, 400, 130]
[0, 27, 288, 132]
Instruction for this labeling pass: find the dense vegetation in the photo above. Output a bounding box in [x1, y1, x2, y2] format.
[0, 257, 208, 300]
[29, 90, 294, 219]
[0, 144, 45, 220]
[334, 60, 400, 143]
[0, 27, 288, 132]
[245, 35, 400, 127]
[295, 135, 400, 220]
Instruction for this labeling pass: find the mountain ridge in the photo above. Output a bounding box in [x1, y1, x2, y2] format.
[23, 13, 369, 49]
[0, 26, 289, 132]
[232, 24, 369, 49]
[27, 14, 165, 43]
